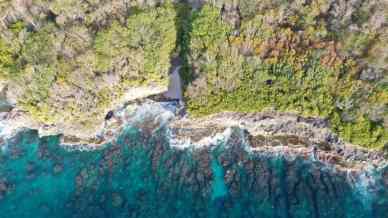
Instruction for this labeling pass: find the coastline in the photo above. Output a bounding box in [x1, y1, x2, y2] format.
[0, 65, 386, 172]
[0, 1, 387, 216]
[1, 99, 386, 171]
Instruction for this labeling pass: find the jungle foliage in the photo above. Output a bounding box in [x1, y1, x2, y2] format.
[183, 3, 387, 149]
[0, 0, 386, 148]
[0, 2, 176, 132]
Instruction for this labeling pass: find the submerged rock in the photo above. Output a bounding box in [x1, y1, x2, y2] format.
[0, 115, 386, 217]
[0, 92, 386, 218]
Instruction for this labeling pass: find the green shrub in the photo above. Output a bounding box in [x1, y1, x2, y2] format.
[1, 3, 177, 131]
[342, 31, 376, 57]
[0, 37, 17, 79]
[22, 24, 57, 65]
[185, 4, 387, 149]
[9, 21, 26, 35]
[95, 4, 176, 86]
[94, 21, 130, 72]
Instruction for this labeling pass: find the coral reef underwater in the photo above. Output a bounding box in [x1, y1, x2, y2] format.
[0, 103, 387, 218]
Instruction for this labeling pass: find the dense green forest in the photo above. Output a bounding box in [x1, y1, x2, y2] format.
[0, 0, 387, 148]
[0, 1, 177, 132]
[182, 2, 388, 148]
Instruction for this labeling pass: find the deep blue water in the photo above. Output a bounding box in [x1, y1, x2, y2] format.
[0, 125, 387, 218]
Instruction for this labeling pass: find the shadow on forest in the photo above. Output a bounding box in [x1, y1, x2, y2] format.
[173, 3, 197, 89]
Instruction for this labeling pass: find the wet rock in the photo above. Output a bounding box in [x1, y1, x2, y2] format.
[26, 161, 36, 179]
[53, 163, 63, 174]
[383, 169, 388, 187]
[112, 192, 123, 208]
[0, 178, 9, 200]
[0, 180, 8, 192]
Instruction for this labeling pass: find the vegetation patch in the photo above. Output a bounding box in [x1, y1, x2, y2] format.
[184, 4, 387, 149]
[0, 3, 177, 131]
[0, 1, 386, 148]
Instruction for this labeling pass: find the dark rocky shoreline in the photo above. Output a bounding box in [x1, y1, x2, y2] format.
[1, 100, 387, 170]
[170, 110, 387, 170]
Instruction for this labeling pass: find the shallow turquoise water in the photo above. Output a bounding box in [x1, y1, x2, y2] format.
[210, 158, 228, 200]
[0, 126, 387, 218]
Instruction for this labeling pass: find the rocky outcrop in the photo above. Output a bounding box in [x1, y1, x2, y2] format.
[0, 86, 167, 146]
[44, 100, 386, 171]
[171, 112, 387, 168]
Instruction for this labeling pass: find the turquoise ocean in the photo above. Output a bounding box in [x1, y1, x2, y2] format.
[0, 107, 387, 218]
